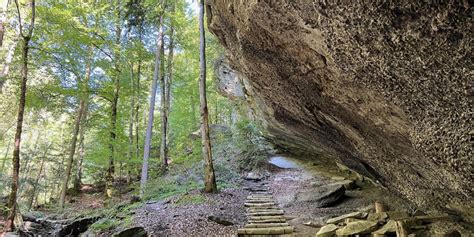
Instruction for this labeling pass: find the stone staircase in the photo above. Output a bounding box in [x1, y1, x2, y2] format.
[238, 181, 294, 236]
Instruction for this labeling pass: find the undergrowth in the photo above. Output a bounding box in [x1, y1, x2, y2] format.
[233, 120, 273, 171]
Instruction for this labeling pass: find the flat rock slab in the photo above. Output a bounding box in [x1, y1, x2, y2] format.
[335, 220, 378, 235]
[297, 184, 345, 207]
[326, 211, 368, 224]
[316, 224, 338, 237]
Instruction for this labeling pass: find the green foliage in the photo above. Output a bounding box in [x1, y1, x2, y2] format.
[234, 120, 273, 171]
[90, 218, 120, 231]
[142, 176, 199, 201]
[0, 0, 254, 224]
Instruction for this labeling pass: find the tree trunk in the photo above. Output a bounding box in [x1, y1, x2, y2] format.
[191, 94, 197, 128]
[199, 0, 217, 193]
[73, 112, 87, 194]
[59, 98, 85, 210]
[140, 11, 164, 197]
[160, 4, 175, 168]
[135, 59, 141, 179]
[28, 145, 48, 210]
[59, 44, 92, 209]
[5, 0, 35, 225]
[106, 7, 122, 197]
[73, 52, 92, 193]
[127, 64, 134, 183]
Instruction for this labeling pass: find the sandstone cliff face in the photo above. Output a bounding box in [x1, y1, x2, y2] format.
[207, 0, 472, 220]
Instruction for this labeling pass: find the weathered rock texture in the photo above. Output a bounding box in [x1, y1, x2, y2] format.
[207, 0, 472, 221]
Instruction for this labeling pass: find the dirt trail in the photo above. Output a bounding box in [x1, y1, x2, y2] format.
[132, 155, 409, 236]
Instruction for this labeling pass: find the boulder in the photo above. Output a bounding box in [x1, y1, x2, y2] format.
[208, 215, 234, 226]
[316, 224, 338, 237]
[113, 227, 147, 237]
[326, 212, 368, 224]
[53, 216, 100, 237]
[335, 220, 378, 236]
[297, 184, 345, 207]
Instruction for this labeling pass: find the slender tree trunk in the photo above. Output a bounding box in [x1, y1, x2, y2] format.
[135, 59, 141, 177]
[214, 97, 218, 124]
[73, 52, 92, 193]
[134, 26, 143, 179]
[1, 140, 11, 172]
[199, 0, 217, 193]
[28, 145, 48, 210]
[59, 98, 85, 210]
[140, 11, 164, 196]
[6, 0, 35, 226]
[191, 95, 197, 128]
[73, 112, 87, 194]
[59, 43, 92, 208]
[160, 4, 175, 168]
[159, 36, 167, 166]
[106, 6, 122, 197]
[127, 64, 134, 183]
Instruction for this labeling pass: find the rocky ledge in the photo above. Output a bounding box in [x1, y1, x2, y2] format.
[207, 0, 472, 224]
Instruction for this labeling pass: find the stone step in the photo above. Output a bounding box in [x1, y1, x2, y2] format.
[245, 202, 276, 207]
[245, 223, 290, 228]
[237, 226, 294, 235]
[252, 191, 273, 195]
[248, 211, 285, 216]
[250, 215, 287, 221]
[246, 199, 275, 203]
[249, 219, 287, 223]
[248, 208, 281, 213]
[248, 195, 273, 198]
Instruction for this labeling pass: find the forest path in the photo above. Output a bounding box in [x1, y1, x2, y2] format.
[237, 179, 295, 235]
[132, 155, 401, 236]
